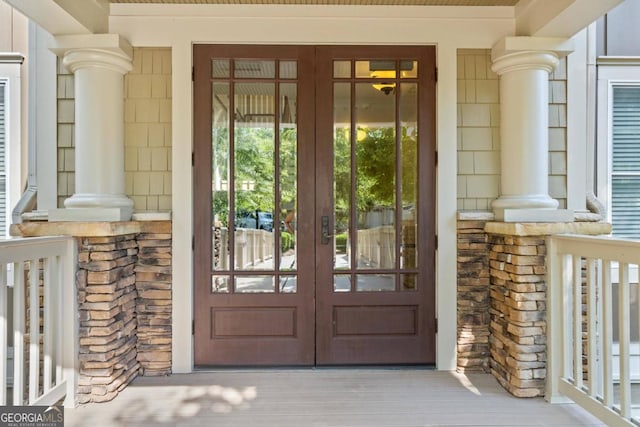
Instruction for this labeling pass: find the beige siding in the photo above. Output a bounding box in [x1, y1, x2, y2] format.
[125, 48, 172, 212]
[56, 47, 173, 211]
[457, 49, 500, 211]
[56, 59, 75, 208]
[456, 49, 568, 211]
[548, 57, 568, 209]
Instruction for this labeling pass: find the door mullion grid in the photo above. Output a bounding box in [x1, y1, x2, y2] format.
[394, 59, 402, 291]
[274, 61, 282, 292]
[349, 64, 357, 292]
[228, 59, 237, 293]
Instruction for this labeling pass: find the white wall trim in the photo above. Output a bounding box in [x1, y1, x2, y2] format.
[566, 28, 588, 212]
[436, 42, 458, 371]
[171, 37, 193, 374]
[111, 11, 511, 373]
[110, 12, 513, 48]
[30, 22, 57, 212]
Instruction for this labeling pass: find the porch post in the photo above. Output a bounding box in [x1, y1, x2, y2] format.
[490, 37, 574, 222]
[50, 34, 134, 221]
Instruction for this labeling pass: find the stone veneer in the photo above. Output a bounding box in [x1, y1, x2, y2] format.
[457, 214, 491, 372]
[457, 213, 611, 397]
[485, 220, 610, 397]
[76, 233, 139, 403]
[135, 221, 172, 376]
[13, 220, 172, 404]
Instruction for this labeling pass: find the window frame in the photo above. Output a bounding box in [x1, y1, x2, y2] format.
[596, 59, 640, 236]
[0, 56, 23, 239]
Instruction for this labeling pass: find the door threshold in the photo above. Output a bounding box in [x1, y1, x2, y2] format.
[193, 364, 436, 372]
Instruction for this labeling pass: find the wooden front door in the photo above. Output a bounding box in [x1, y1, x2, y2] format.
[193, 45, 436, 366]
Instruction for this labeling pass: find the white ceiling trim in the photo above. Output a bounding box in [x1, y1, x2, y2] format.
[516, 0, 625, 37]
[109, 3, 515, 18]
[4, 0, 109, 35]
[109, 0, 519, 4]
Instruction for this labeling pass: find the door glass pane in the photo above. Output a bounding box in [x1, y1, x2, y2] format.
[333, 61, 351, 78]
[356, 60, 396, 79]
[355, 83, 396, 270]
[235, 275, 275, 293]
[212, 275, 231, 293]
[334, 82, 351, 270]
[279, 61, 297, 79]
[401, 273, 417, 291]
[334, 274, 351, 292]
[278, 276, 297, 293]
[212, 59, 230, 78]
[234, 82, 275, 271]
[234, 60, 275, 79]
[400, 60, 418, 78]
[400, 83, 418, 269]
[356, 274, 395, 292]
[212, 82, 230, 271]
[280, 83, 297, 272]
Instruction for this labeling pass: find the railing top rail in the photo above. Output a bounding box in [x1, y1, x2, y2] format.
[548, 233, 640, 264]
[0, 236, 74, 264]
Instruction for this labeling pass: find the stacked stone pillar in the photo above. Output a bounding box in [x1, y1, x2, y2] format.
[457, 214, 491, 372]
[487, 233, 547, 397]
[77, 233, 139, 403]
[135, 221, 172, 376]
[484, 222, 610, 398]
[13, 220, 174, 404]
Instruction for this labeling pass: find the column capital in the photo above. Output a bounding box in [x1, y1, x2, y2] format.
[491, 36, 574, 75]
[51, 34, 133, 74]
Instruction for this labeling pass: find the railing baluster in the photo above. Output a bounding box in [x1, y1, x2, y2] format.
[619, 262, 631, 418]
[573, 255, 583, 388]
[0, 264, 7, 406]
[54, 256, 63, 384]
[13, 262, 25, 406]
[602, 259, 614, 408]
[43, 257, 53, 393]
[28, 258, 40, 404]
[586, 258, 598, 397]
[562, 254, 573, 382]
[596, 258, 605, 399]
[545, 237, 562, 402]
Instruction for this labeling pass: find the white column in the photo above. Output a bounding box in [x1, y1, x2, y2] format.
[50, 34, 133, 221]
[491, 37, 574, 222]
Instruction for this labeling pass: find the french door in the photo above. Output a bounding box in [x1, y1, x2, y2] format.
[193, 45, 436, 366]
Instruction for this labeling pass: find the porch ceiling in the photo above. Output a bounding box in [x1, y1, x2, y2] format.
[108, 0, 520, 4]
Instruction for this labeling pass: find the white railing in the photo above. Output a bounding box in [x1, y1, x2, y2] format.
[547, 234, 640, 426]
[0, 236, 77, 408]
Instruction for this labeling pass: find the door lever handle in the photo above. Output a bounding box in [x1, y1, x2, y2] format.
[321, 215, 333, 245]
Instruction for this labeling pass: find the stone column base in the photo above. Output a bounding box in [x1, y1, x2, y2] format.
[485, 220, 610, 398]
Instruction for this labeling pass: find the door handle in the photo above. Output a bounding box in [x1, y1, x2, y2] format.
[321, 215, 333, 245]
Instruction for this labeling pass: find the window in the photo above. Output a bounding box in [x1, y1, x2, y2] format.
[0, 81, 6, 237]
[611, 86, 640, 239]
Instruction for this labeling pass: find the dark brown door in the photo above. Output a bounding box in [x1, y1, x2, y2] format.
[193, 45, 436, 366]
[193, 45, 316, 365]
[315, 46, 436, 364]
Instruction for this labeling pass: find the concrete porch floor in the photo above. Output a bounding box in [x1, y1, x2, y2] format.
[64, 370, 605, 427]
